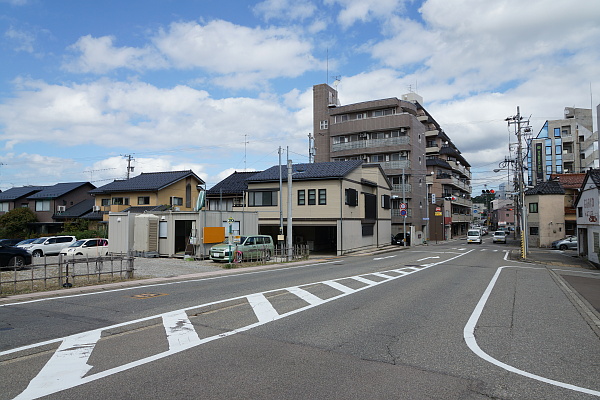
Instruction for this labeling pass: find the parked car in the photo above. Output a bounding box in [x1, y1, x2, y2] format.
[210, 235, 274, 262]
[551, 236, 577, 250]
[0, 238, 24, 247]
[15, 239, 36, 248]
[492, 231, 507, 244]
[59, 238, 109, 258]
[0, 244, 32, 268]
[20, 236, 77, 257]
[392, 232, 411, 246]
[467, 229, 482, 244]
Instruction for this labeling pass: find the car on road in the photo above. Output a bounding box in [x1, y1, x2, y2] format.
[59, 238, 109, 258]
[467, 229, 482, 244]
[210, 235, 274, 262]
[492, 231, 507, 244]
[551, 236, 577, 250]
[392, 232, 411, 246]
[19, 235, 77, 257]
[0, 243, 32, 268]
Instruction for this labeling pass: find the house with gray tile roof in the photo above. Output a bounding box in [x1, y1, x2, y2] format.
[574, 168, 600, 267]
[207, 171, 258, 211]
[0, 186, 46, 213]
[89, 170, 205, 221]
[242, 160, 391, 255]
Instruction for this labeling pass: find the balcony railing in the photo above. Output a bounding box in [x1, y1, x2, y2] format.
[392, 184, 412, 193]
[379, 160, 411, 170]
[332, 136, 410, 152]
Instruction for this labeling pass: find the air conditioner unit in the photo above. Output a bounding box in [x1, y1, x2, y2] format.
[400, 128, 406, 133]
[359, 133, 367, 138]
[57, 206, 66, 212]
[400, 151, 408, 156]
[92, 205, 101, 212]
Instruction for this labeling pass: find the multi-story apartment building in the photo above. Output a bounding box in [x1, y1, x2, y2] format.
[313, 84, 472, 242]
[527, 106, 598, 185]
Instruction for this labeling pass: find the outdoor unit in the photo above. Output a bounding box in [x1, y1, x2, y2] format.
[92, 205, 101, 212]
[56, 206, 66, 212]
[133, 214, 159, 253]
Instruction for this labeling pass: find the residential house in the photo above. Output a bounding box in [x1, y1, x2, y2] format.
[574, 168, 600, 267]
[89, 170, 205, 222]
[524, 180, 566, 248]
[244, 160, 392, 255]
[0, 186, 45, 214]
[551, 173, 586, 237]
[206, 171, 257, 211]
[0, 183, 96, 234]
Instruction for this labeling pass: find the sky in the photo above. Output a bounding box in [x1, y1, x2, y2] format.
[1, 0, 599, 193]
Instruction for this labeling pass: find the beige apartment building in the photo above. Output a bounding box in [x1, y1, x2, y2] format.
[313, 84, 472, 242]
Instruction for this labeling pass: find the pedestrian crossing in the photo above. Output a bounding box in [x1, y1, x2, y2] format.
[6, 265, 435, 400]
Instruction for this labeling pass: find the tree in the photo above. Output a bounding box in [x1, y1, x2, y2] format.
[0, 207, 37, 238]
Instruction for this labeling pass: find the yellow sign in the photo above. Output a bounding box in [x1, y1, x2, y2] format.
[435, 212, 442, 216]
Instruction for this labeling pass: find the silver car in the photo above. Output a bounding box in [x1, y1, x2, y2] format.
[551, 236, 577, 250]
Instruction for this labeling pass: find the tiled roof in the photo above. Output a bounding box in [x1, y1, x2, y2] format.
[0, 186, 45, 201]
[90, 170, 203, 194]
[550, 173, 586, 189]
[588, 169, 600, 187]
[53, 199, 95, 219]
[247, 160, 363, 183]
[208, 171, 259, 195]
[525, 180, 565, 195]
[28, 182, 94, 199]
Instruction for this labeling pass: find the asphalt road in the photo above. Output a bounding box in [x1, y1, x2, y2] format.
[1, 241, 599, 399]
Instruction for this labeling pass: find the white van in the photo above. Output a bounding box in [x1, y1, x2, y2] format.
[467, 229, 482, 244]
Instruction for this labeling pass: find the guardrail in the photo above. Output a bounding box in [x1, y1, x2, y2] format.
[0, 254, 134, 296]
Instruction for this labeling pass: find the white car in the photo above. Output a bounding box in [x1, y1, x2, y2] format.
[60, 238, 109, 258]
[467, 229, 482, 244]
[21, 236, 77, 257]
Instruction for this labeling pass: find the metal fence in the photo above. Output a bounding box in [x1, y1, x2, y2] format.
[221, 244, 310, 265]
[0, 254, 134, 295]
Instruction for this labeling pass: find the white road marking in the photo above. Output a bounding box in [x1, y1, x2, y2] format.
[417, 256, 440, 261]
[14, 330, 102, 400]
[322, 280, 354, 294]
[464, 266, 600, 397]
[373, 255, 397, 260]
[7, 250, 475, 399]
[162, 310, 201, 351]
[287, 287, 324, 305]
[247, 293, 279, 323]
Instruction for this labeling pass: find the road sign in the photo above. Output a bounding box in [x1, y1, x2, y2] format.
[400, 203, 407, 210]
[431, 193, 435, 204]
[435, 207, 441, 212]
[400, 209, 407, 216]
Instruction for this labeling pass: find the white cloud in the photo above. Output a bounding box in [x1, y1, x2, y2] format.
[153, 20, 319, 85]
[325, 0, 407, 28]
[253, 0, 317, 21]
[4, 27, 35, 53]
[63, 35, 167, 74]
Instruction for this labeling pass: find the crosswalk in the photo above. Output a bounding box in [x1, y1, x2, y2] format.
[7, 265, 432, 400]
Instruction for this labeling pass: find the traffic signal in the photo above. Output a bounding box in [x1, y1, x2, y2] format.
[481, 189, 495, 194]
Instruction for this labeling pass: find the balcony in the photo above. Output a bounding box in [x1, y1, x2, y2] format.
[438, 174, 470, 191]
[392, 184, 412, 193]
[426, 145, 439, 154]
[562, 152, 575, 162]
[447, 160, 472, 179]
[379, 160, 411, 170]
[425, 129, 439, 137]
[332, 136, 410, 152]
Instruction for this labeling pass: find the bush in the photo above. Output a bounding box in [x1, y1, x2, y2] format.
[0, 208, 37, 238]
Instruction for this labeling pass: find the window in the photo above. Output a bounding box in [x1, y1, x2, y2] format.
[171, 197, 183, 206]
[101, 198, 110, 206]
[578, 207, 583, 217]
[186, 183, 192, 208]
[530, 226, 539, 235]
[320, 120, 328, 130]
[318, 189, 326, 205]
[545, 146, 552, 155]
[138, 196, 150, 205]
[381, 194, 391, 209]
[364, 193, 376, 220]
[308, 189, 316, 205]
[112, 197, 130, 205]
[554, 128, 561, 137]
[345, 188, 358, 206]
[35, 200, 50, 211]
[159, 221, 168, 238]
[0, 202, 9, 212]
[529, 203, 538, 213]
[297, 190, 305, 206]
[248, 191, 277, 207]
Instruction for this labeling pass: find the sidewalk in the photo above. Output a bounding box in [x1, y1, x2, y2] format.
[509, 247, 600, 337]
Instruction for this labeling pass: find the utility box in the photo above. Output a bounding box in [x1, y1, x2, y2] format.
[133, 214, 159, 253]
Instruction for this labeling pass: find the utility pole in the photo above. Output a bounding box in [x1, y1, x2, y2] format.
[308, 132, 315, 163]
[505, 107, 531, 259]
[123, 154, 135, 179]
